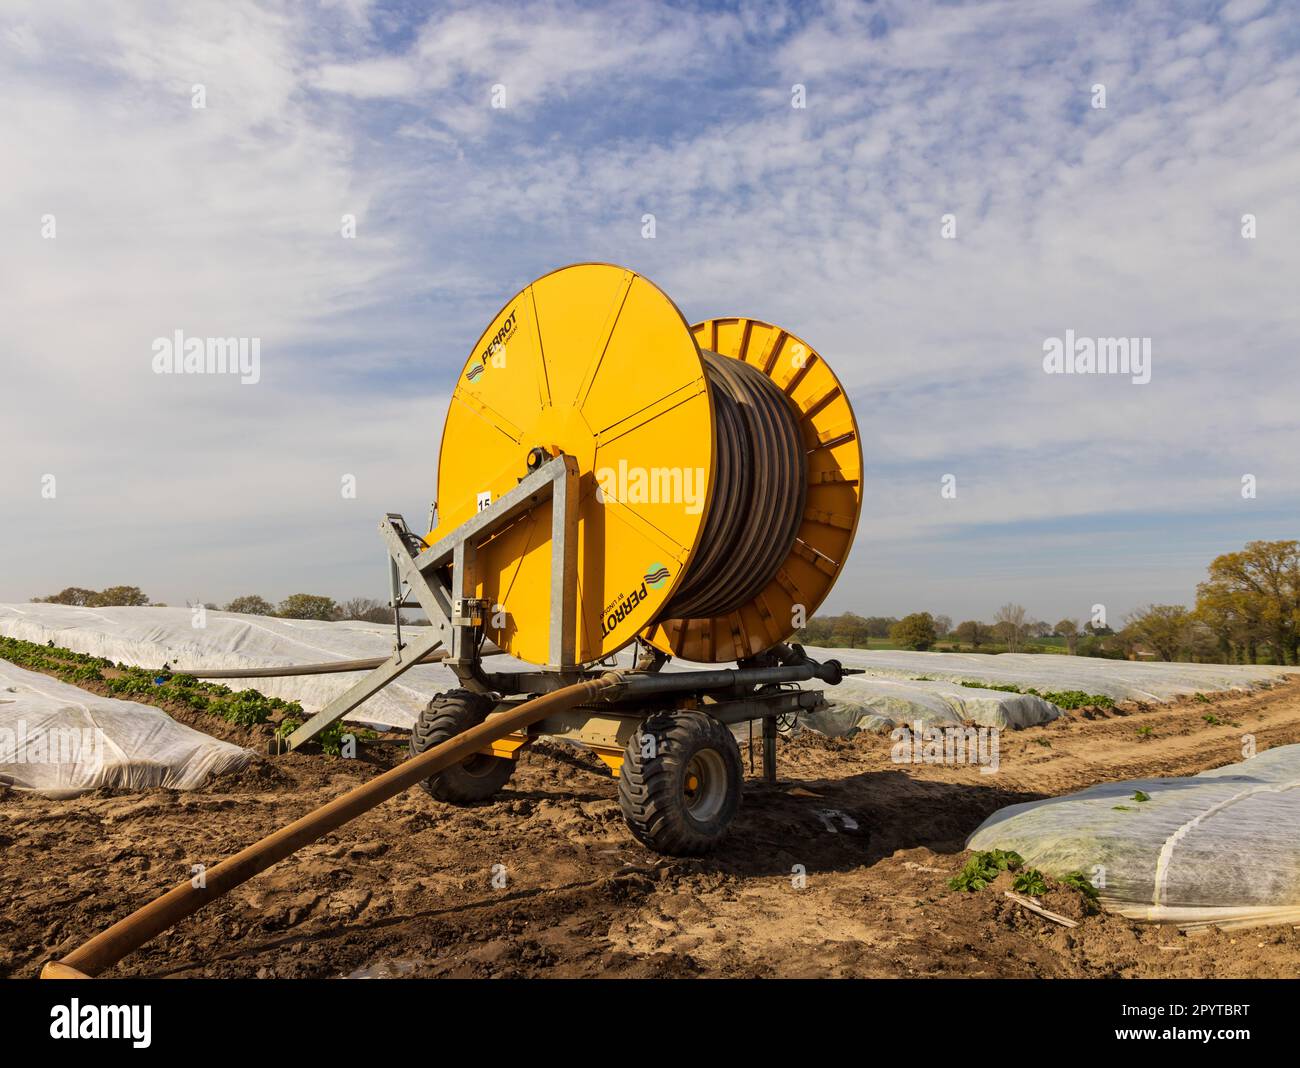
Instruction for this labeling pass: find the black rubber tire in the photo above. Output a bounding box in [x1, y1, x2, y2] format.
[409, 689, 515, 802]
[617, 710, 743, 856]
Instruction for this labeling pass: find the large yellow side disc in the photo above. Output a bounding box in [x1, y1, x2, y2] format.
[429, 264, 862, 666]
[431, 263, 715, 665]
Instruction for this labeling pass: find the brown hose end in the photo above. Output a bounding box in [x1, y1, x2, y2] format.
[41, 960, 93, 979]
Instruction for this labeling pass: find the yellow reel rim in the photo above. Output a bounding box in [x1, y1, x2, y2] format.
[429, 263, 716, 666]
[642, 318, 863, 663]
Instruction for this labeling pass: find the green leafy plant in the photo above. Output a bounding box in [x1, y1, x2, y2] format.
[954, 680, 1114, 709]
[1040, 689, 1115, 710]
[1013, 868, 1049, 895]
[1202, 713, 1222, 725]
[1132, 790, 1150, 802]
[959, 680, 1024, 693]
[272, 717, 374, 757]
[1059, 870, 1099, 897]
[1136, 725, 1154, 739]
[315, 722, 376, 756]
[316, 722, 350, 756]
[1193, 692, 1210, 703]
[1059, 871, 1101, 914]
[949, 849, 1024, 892]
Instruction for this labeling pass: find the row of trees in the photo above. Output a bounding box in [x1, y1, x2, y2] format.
[34, 586, 152, 607]
[34, 587, 397, 624]
[798, 613, 949, 649]
[796, 541, 1300, 665]
[222, 594, 396, 623]
[801, 607, 1150, 657]
[798, 606, 1063, 653]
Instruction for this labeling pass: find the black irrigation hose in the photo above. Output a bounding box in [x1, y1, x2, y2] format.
[663, 350, 807, 620]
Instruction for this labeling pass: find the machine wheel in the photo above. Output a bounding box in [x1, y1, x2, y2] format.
[409, 689, 515, 802]
[618, 710, 743, 855]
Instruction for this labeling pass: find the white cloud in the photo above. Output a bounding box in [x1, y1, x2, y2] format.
[308, 3, 744, 135]
[1220, 0, 1273, 25]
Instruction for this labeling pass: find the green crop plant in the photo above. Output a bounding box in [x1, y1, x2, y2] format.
[954, 680, 1113, 709]
[275, 717, 374, 757]
[1040, 690, 1114, 710]
[1013, 869, 1049, 895]
[316, 722, 377, 756]
[1059, 871, 1101, 914]
[959, 680, 1025, 693]
[949, 849, 1024, 892]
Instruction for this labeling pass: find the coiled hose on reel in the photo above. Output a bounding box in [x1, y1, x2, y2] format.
[663, 350, 808, 620]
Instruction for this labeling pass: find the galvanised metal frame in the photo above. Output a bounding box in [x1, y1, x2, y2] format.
[286, 454, 580, 750]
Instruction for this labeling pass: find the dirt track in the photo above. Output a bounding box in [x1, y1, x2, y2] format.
[4, 679, 1300, 979]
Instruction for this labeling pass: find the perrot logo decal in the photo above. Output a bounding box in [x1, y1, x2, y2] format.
[465, 308, 517, 382]
[600, 563, 672, 637]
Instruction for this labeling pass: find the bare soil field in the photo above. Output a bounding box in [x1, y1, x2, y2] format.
[4, 679, 1300, 979]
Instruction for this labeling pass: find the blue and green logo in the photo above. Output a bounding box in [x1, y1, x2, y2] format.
[644, 563, 671, 590]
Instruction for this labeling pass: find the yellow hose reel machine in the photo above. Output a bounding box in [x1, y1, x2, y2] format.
[281, 261, 863, 853]
[430, 263, 862, 666]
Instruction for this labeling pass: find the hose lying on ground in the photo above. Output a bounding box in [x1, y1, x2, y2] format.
[42, 669, 627, 979]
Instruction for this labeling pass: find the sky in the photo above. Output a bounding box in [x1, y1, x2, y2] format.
[2, 0, 1297, 627]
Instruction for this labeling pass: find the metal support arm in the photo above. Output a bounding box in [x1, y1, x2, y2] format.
[285, 453, 580, 749]
[284, 628, 443, 751]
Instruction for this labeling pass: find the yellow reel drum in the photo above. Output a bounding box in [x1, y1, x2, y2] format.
[429, 263, 862, 665]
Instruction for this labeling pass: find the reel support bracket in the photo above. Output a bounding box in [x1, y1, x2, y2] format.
[287, 453, 580, 749]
